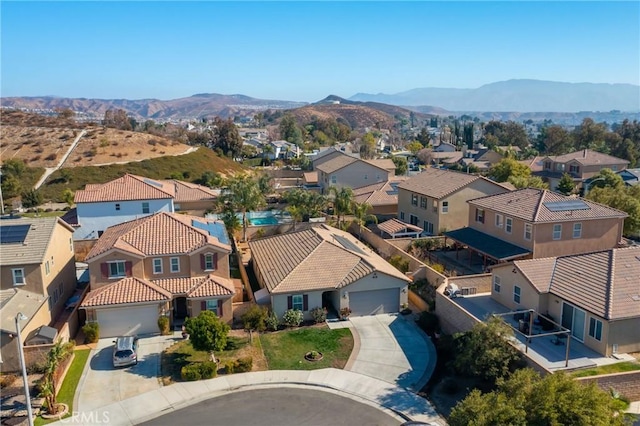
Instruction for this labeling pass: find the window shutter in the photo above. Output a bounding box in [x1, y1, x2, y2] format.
[303, 294, 308, 311]
[213, 253, 218, 270]
[101, 263, 108, 278]
[201, 300, 206, 311]
[125, 261, 133, 277]
[200, 254, 205, 270]
[287, 296, 293, 309]
[218, 299, 223, 317]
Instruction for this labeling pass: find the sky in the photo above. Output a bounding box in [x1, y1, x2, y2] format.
[1, 1, 639, 102]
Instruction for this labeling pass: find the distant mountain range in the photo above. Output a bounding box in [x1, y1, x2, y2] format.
[350, 79, 640, 113]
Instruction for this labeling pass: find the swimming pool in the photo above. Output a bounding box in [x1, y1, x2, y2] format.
[249, 216, 279, 226]
[208, 210, 290, 226]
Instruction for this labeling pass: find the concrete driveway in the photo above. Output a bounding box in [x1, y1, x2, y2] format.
[76, 334, 179, 412]
[347, 314, 435, 391]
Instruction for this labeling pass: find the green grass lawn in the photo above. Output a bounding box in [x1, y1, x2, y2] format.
[260, 327, 353, 370]
[35, 349, 90, 426]
[571, 361, 640, 378]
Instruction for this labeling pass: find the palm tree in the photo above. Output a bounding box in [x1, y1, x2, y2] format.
[222, 174, 265, 242]
[261, 143, 274, 166]
[219, 206, 241, 239]
[352, 202, 377, 239]
[285, 204, 304, 231]
[39, 340, 72, 414]
[329, 186, 354, 229]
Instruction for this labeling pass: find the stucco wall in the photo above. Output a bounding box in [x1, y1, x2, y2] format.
[0, 301, 51, 373]
[272, 291, 324, 321]
[189, 297, 233, 324]
[435, 284, 481, 335]
[578, 371, 640, 401]
[322, 162, 389, 193]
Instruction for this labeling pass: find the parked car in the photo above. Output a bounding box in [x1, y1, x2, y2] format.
[112, 336, 138, 367]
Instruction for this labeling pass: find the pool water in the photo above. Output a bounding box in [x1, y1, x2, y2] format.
[249, 216, 279, 226]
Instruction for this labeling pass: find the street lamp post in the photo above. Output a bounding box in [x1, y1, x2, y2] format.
[15, 313, 34, 426]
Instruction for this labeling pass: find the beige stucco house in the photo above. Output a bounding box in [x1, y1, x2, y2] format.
[397, 167, 512, 235]
[80, 212, 234, 337]
[314, 151, 393, 194]
[490, 246, 640, 356]
[353, 177, 408, 218]
[249, 224, 411, 320]
[1, 217, 76, 372]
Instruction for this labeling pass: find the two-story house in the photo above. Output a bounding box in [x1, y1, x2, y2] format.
[1, 217, 76, 372]
[315, 152, 394, 194]
[534, 149, 629, 191]
[444, 188, 627, 267]
[397, 168, 512, 235]
[80, 212, 234, 337]
[72, 174, 219, 240]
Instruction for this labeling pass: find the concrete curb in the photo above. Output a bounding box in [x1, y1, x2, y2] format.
[343, 322, 360, 371]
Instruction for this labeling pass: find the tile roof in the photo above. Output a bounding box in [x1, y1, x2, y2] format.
[74, 174, 174, 203]
[366, 159, 396, 171]
[398, 167, 504, 199]
[315, 154, 359, 174]
[546, 149, 629, 166]
[512, 247, 640, 320]
[378, 218, 423, 235]
[160, 180, 219, 203]
[248, 224, 410, 294]
[85, 212, 231, 260]
[303, 172, 319, 184]
[81, 277, 171, 307]
[153, 274, 235, 298]
[469, 188, 627, 223]
[353, 178, 407, 207]
[0, 217, 74, 266]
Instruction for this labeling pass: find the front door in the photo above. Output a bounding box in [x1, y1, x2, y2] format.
[175, 297, 188, 319]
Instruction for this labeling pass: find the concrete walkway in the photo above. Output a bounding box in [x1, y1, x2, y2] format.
[50, 369, 444, 426]
[34, 129, 86, 189]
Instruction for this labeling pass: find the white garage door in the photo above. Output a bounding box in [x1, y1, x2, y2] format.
[97, 305, 159, 338]
[349, 288, 399, 316]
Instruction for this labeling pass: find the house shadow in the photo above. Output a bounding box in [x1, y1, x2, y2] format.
[386, 314, 435, 391]
[373, 384, 440, 419]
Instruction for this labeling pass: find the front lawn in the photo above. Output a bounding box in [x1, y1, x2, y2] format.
[260, 326, 353, 370]
[571, 361, 640, 377]
[35, 349, 90, 426]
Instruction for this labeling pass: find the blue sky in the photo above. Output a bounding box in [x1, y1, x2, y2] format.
[1, 1, 638, 102]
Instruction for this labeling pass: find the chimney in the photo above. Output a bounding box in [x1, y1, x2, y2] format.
[583, 149, 587, 158]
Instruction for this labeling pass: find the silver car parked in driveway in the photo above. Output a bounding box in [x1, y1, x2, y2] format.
[112, 336, 138, 367]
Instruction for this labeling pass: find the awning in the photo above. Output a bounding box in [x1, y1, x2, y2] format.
[377, 219, 422, 238]
[444, 227, 531, 261]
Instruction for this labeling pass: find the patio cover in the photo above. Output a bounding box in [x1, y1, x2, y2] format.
[378, 218, 422, 238]
[444, 227, 531, 261]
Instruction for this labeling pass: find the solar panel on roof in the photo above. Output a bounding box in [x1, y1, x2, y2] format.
[0, 224, 31, 244]
[543, 200, 590, 212]
[143, 178, 164, 188]
[192, 220, 230, 245]
[333, 235, 367, 256]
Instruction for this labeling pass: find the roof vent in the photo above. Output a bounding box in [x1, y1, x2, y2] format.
[632, 295, 640, 302]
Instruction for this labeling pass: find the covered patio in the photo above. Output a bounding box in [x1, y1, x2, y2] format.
[377, 218, 422, 239]
[443, 227, 531, 270]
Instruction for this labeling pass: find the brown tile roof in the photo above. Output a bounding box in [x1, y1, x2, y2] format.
[512, 247, 640, 320]
[315, 154, 359, 174]
[162, 180, 219, 203]
[81, 277, 171, 307]
[74, 174, 174, 203]
[378, 218, 422, 235]
[469, 188, 627, 223]
[85, 212, 231, 260]
[248, 225, 410, 294]
[522, 156, 546, 173]
[152, 274, 234, 298]
[546, 149, 629, 167]
[366, 159, 396, 171]
[398, 167, 505, 199]
[303, 172, 319, 184]
[353, 178, 407, 207]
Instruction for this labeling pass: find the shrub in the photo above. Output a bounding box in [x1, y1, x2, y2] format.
[416, 312, 440, 335]
[310, 307, 327, 324]
[282, 309, 303, 327]
[265, 310, 279, 331]
[157, 316, 170, 335]
[45, 153, 58, 161]
[241, 304, 268, 332]
[180, 362, 218, 381]
[431, 263, 445, 274]
[82, 322, 99, 343]
[0, 374, 17, 389]
[388, 255, 409, 273]
[224, 360, 235, 374]
[198, 361, 218, 379]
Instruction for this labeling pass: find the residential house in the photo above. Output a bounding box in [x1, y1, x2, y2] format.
[353, 177, 408, 217]
[73, 174, 219, 240]
[433, 142, 457, 152]
[249, 224, 411, 320]
[617, 168, 640, 186]
[315, 151, 393, 194]
[397, 168, 512, 235]
[311, 146, 359, 170]
[265, 140, 299, 160]
[1, 217, 76, 372]
[534, 149, 629, 191]
[80, 212, 234, 337]
[444, 188, 627, 266]
[489, 246, 640, 357]
[418, 147, 463, 168]
[459, 146, 504, 172]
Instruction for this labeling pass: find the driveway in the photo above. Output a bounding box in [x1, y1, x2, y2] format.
[76, 334, 179, 412]
[347, 314, 435, 391]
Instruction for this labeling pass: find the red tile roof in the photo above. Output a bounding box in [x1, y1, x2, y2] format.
[74, 174, 173, 203]
[81, 277, 171, 307]
[153, 275, 235, 298]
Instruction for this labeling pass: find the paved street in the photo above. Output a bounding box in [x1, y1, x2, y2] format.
[139, 387, 402, 426]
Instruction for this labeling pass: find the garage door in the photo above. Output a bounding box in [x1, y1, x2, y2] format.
[349, 288, 399, 316]
[97, 305, 159, 338]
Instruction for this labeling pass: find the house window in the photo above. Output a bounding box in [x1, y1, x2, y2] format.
[331, 175, 337, 184]
[589, 317, 603, 341]
[410, 214, 418, 226]
[51, 255, 54, 266]
[495, 214, 503, 228]
[524, 223, 532, 240]
[142, 202, 150, 214]
[204, 253, 215, 271]
[420, 197, 427, 209]
[442, 201, 449, 214]
[505, 217, 512, 233]
[433, 199, 438, 213]
[45, 261, 51, 276]
[292, 294, 304, 311]
[400, 212, 405, 220]
[553, 224, 562, 240]
[573, 223, 582, 239]
[58, 282, 63, 297]
[513, 286, 521, 304]
[423, 221, 434, 235]
[153, 258, 163, 274]
[364, 174, 368, 180]
[12, 268, 25, 286]
[115, 203, 121, 211]
[544, 161, 551, 170]
[556, 163, 565, 171]
[69, 237, 73, 252]
[569, 164, 580, 174]
[411, 194, 418, 206]
[376, 174, 381, 181]
[108, 261, 126, 278]
[493, 275, 501, 293]
[206, 299, 218, 315]
[475, 208, 485, 224]
[170, 257, 180, 273]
